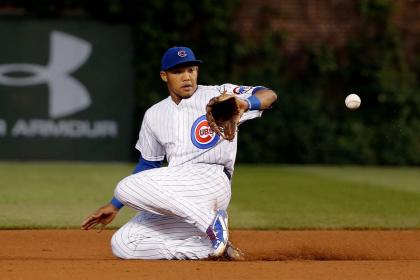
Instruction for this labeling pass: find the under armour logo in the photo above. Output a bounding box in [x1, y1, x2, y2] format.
[0, 31, 92, 118]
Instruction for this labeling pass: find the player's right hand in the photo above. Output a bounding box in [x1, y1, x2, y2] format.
[81, 203, 119, 231]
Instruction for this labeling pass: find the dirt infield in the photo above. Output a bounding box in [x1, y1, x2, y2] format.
[1, 230, 420, 279]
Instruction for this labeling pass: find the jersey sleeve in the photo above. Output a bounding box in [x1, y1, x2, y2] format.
[219, 83, 264, 124]
[135, 111, 165, 161]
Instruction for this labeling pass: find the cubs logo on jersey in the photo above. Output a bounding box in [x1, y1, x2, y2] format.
[190, 115, 220, 149]
[233, 86, 252, 95]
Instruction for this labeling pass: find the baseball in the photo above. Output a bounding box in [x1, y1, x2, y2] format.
[345, 94, 361, 110]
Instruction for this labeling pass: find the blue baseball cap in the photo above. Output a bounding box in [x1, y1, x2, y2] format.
[161, 46, 202, 71]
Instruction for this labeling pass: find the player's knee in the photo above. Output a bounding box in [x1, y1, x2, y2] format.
[114, 176, 135, 204]
[114, 173, 155, 205]
[110, 231, 131, 259]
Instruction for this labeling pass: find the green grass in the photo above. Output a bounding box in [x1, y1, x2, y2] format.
[0, 162, 137, 229]
[0, 162, 419, 229]
[230, 165, 420, 229]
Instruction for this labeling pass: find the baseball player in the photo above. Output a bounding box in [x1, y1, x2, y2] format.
[81, 46, 277, 260]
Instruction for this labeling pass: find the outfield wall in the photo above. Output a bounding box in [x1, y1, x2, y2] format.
[0, 21, 134, 161]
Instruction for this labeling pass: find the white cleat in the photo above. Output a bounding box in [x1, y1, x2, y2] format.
[224, 241, 245, 260]
[206, 210, 229, 257]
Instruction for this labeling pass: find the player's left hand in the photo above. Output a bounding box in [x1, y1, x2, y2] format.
[206, 92, 248, 141]
[81, 203, 119, 231]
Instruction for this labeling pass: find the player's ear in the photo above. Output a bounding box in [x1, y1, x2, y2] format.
[160, 71, 168, 82]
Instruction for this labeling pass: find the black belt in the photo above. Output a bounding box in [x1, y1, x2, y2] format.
[223, 167, 231, 180]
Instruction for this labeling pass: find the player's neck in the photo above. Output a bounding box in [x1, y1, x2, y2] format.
[169, 93, 182, 104]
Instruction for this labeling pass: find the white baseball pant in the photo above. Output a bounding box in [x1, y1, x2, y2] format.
[111, 163, 231, 259]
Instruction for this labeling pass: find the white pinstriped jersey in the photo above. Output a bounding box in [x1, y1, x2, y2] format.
[135, 83, 263, 174]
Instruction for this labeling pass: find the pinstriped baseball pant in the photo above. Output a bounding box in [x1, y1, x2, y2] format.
[111, 163, 231, 259]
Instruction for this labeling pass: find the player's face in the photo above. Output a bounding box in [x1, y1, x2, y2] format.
[161, 66, 199, 104]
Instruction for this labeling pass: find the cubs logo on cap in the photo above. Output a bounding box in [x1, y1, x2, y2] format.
[177, 50, 187, 57]
[161, 46, 203, 71]
[191, 115, 220, 149]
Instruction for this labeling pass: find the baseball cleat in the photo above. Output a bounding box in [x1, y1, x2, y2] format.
[206, 209, 229, 257]
[224, 241, 245, 260]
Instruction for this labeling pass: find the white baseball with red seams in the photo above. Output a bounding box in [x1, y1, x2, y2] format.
[111, 83, 262, 259]
[345, 93, 361, 109]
